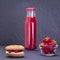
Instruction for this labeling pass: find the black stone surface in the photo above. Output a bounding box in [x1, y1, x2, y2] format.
[0, 46, 60, 60]
[0, 0, 60, 45]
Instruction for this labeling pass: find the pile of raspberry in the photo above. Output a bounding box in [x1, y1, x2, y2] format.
[40, 37, 57, 54]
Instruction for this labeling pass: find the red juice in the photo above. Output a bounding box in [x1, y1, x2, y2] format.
[25, 8, 37, 50]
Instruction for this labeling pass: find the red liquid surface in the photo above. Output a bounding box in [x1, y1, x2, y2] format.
[25, 17, 37, 50]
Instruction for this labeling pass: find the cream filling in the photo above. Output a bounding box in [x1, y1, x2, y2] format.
[6, 51, 24, 54]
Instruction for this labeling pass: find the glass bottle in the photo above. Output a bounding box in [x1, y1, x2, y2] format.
[25, 8, 37, 50]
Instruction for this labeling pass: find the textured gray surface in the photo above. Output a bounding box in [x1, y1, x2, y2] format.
[0, 0, 60, 45]
[0, 46, 60, 60]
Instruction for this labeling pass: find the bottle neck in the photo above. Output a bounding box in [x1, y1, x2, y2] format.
[27, 11, 36, 17]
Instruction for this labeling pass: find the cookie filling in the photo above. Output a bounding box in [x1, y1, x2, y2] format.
[6, 50, 23, 53]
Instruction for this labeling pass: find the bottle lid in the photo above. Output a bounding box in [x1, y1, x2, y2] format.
[26, 8, 36, 11]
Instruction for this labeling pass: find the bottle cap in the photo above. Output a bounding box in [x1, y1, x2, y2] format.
[26, 8, 36, 11]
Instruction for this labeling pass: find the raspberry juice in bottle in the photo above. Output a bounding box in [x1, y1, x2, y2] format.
[25, 8, 37, 50]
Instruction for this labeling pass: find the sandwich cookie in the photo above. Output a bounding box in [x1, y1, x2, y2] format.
[5, 45, 24, 57]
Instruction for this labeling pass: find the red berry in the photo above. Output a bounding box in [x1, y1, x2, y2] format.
[44, 50, 49, 54]
[49, 45, 55, 54]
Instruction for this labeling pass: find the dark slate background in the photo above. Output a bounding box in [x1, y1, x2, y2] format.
[0, 0, 60, 46]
